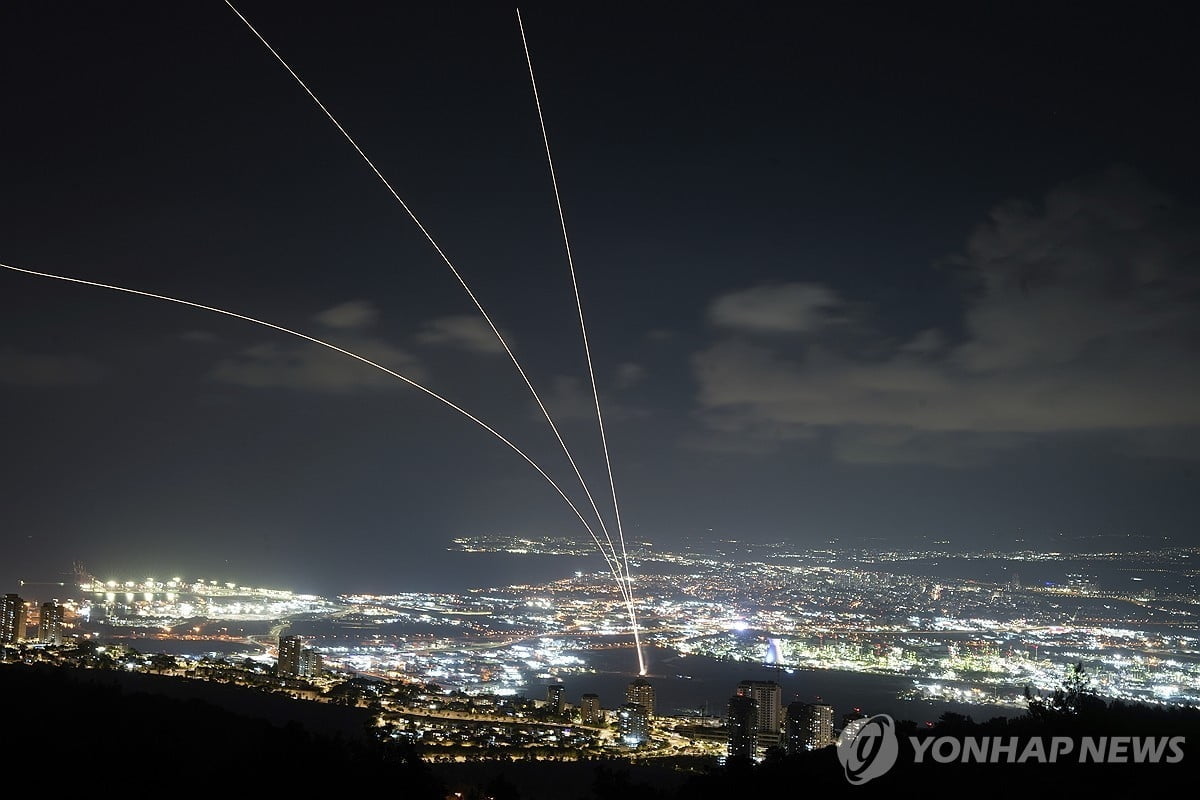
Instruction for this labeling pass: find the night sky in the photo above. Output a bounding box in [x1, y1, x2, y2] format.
[3, 4, 1198, 595]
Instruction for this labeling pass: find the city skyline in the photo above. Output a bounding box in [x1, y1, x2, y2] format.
[3, 4, 1199, 598]
[3, 527, 1197, 790]
[3, 6, 1197, 791]
[7, 531, 1197, 715]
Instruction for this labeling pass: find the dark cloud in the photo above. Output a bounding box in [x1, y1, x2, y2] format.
[543, 375, 594, 421]
[0, 349, 106, 387]
[313, 300, 379, 330]
[693, 168, 1200, 463]
[416, 315, 506, 355]
[209, 303, 422, 392]
[179, 330, 220, 344]
[614, 362, 645, 389]
[829, 428, 1029, 468]
[708, 282, 844, 334]
[539, 375, 648, 424]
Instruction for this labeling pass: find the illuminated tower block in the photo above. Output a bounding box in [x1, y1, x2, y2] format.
[625, 678, 655, 717]
[580, 693, 602, 725]
[785, 702, 834, 751]
[38, 601, 63, 645]
[1, 594, 27, 644]
[727, 693, 758, 760]
[617, 703, 649, 745]
[736, 679, 782, 750]
[547, 683, 565, 713]
[278, 634, 303, 676]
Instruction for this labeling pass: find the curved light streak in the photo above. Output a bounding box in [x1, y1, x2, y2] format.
[517, 9, 644, 674]
[0, 261, 630, 594]
[222, 1, 626, 581]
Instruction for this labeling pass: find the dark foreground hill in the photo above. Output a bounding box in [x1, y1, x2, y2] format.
[3, 663, 1197, 796]
[0, 664, 441, 792]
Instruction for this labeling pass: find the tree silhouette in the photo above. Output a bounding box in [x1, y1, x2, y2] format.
[1026, 661, 1105, 720]
[149, 653, 178, 674]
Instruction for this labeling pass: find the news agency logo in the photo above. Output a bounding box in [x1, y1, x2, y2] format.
[836, 713, 899, 785]
[835, 718, 1187, 786]
[908, 734, 1186, 765]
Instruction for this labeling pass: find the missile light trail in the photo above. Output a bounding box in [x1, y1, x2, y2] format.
[221, 1, 628, 590]
[517, 9, 645, 674]
[222, 1, 645, 672]
[0, 261, 631, 597]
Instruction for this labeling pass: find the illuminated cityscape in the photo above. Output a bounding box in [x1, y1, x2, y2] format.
[2, 535, 1197, 768]
[3, 2, 1198, 793]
